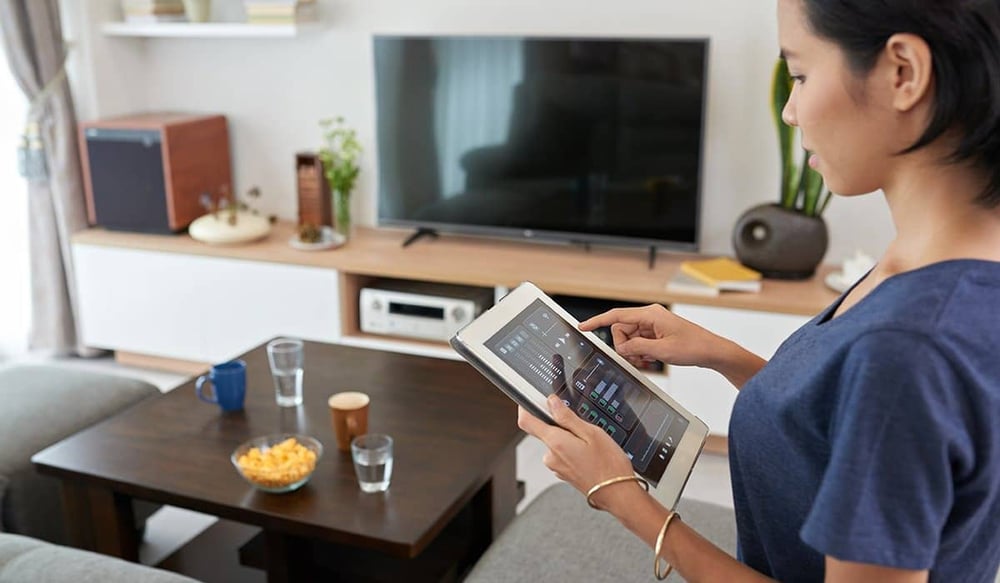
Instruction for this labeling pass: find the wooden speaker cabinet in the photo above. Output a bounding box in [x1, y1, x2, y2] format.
[79, 112, 232, 234]
[296, 152, 332, 227]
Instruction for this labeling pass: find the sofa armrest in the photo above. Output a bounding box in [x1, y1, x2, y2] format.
[466, 483, 736, 582]
[0, 533, 198, 583]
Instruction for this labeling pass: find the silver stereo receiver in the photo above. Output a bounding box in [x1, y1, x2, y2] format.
[359, 279, 494, 342]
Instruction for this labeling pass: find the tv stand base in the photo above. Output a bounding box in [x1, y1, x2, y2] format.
[402, 228, 439, 248]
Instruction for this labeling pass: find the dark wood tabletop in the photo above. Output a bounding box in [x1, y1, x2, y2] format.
[33, 341, 523, 580]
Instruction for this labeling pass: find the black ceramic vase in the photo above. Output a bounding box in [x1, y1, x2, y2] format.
[732, 203, 828, 280]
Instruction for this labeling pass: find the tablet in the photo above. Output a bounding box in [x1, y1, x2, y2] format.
[451, 281, 709, 508]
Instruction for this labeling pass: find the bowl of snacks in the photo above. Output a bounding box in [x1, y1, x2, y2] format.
[231, 434, 323, 493]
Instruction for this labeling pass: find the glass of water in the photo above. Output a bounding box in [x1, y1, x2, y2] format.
[351, 434, 394, 493]
[266, 338, 304, 407]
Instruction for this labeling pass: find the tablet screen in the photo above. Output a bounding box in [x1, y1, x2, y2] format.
[486, 299, 689, 485]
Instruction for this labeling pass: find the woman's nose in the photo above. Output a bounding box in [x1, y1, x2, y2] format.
[782, 90, 798, 127]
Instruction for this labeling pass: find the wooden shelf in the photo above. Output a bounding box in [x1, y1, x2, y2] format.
[73, 222, 840, 317]
[101, 22, 312, 39]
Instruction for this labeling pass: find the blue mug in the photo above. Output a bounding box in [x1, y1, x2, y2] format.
[196, 360, 246, 412]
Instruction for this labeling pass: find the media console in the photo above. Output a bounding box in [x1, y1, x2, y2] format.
[72, 222, 838, 446]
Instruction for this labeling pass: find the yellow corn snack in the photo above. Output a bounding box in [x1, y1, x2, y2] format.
[237, 438, 317, 488]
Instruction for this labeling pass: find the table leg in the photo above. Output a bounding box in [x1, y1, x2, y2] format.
[61, 481, 96, 551]
[486, 441, 519, 540]
[90, 486, 140, 561]
[263, 530, 310, 583]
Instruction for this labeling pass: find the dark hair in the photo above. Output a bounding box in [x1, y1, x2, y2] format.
[800, 0, 1000, 208]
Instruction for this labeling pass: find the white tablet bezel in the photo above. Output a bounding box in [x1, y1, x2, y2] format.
[451, 281, 709, 508]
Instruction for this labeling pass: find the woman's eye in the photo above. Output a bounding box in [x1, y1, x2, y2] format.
[791, 75, 806, 84]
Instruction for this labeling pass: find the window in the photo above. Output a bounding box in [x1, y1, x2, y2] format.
[0, 37, 31, 358]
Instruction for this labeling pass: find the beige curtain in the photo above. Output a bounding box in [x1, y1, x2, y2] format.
[0, 0, 97, 356]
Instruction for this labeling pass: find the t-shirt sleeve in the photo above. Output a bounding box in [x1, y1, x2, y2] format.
[800, 330, 972, 569]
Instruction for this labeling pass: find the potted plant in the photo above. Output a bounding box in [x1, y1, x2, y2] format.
[318, 117, 361, 240]
[732, 59, 832, 279]
[189, 185, 275, 245]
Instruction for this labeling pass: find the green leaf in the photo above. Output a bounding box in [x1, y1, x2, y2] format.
[802, 163, 824, 216]
[817, 188, 833, 215]
[772, 59, 796, 207]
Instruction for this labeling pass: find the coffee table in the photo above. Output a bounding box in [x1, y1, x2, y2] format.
[32, 341, 523, 582]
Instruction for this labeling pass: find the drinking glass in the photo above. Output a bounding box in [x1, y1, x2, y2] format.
[351, 434, 394, 493]
[266, 338, 304, 407]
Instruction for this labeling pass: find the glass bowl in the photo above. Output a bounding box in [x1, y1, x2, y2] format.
[231, 433, 323, 493]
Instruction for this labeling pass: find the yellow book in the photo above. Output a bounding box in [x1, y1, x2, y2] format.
[666, 270, 720, 297]
[680, 257, 762, 292]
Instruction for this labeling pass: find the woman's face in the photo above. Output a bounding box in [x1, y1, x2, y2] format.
[777, 0, 900, 196]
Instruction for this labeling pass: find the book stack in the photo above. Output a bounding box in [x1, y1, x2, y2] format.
[243, 0, 317, 24]
[121, 0, 187, 23]
[666, 257, 763, 297]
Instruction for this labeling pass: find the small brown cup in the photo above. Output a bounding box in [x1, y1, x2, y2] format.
[328, 392, 370, 452]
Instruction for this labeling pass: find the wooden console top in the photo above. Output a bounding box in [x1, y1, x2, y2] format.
[73, 222, 840, 316]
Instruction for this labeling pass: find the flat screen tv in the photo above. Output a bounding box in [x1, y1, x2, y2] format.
[374, 35, 709, 251]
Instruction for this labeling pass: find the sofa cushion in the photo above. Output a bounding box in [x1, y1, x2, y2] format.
[0, 365, 159, 543]
[465, 483, 736, 582]
[0, 534, 42, 572]
[0, 533, 198, 583]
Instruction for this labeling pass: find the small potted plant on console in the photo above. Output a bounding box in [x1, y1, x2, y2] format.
[318, 117, 362, 241]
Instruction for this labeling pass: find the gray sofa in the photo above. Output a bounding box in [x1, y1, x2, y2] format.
[0, 365, 161, 545]
[0, 533, 198, 583]
[466, 482, 736, 582]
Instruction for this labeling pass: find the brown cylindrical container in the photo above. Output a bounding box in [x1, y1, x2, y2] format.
[328, 392, 370, 451]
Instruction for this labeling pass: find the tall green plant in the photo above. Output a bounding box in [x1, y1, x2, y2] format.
[771, 59, 831, 217]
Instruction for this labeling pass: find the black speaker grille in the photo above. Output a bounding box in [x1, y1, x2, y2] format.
[86, 128, 171, 233]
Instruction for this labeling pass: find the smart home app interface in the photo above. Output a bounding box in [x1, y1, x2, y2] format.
[486, 300, 688, 485]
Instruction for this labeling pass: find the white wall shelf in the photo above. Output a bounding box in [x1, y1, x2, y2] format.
[101, 22, 308, 39]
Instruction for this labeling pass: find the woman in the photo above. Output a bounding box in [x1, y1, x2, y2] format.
[517, 0, 1000, 581]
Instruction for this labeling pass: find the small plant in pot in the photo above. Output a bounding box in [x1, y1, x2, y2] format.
[732, 59, 832, 280]
[318, 117, 361, 240]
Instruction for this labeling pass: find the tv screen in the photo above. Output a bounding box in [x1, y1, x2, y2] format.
[374, 35, 709, 250]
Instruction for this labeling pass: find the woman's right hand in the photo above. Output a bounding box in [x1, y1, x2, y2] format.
[579, 304, 766, 388]
[579, 304, 719, 368]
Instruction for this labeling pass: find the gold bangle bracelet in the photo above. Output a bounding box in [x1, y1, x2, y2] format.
[654, 510, 681, 580]
[585, 475, 649, 510]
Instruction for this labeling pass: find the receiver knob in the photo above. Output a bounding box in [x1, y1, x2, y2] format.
[451, 306, 466, 321]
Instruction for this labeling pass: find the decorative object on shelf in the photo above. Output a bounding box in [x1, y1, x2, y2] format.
[295, 151, 332, 249]
[318, 116, 361, 241]
[289, 224, 345, 251]
[121, 0, 188, 23]
[733, 59, 832, 280]
[665, 270, 719, 298]
[243, 0, 317, 25]
[181, 0, 211, 22]
[825, 250, 876, 293]
[188, 185, 274, 245]
[296, 152, 332, 227]
[680, 257, 762, 293]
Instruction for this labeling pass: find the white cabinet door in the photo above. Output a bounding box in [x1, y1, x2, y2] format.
[74, 245, 341, 362]
[664, 304, 811, 435]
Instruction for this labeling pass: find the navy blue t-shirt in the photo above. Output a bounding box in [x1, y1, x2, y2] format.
[729, 260, 1000, 581]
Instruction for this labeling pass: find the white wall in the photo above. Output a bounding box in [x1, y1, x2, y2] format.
[66, 0, 894, 264]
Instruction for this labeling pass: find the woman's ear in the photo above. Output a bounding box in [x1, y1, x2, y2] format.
[883, 33, 933, 112]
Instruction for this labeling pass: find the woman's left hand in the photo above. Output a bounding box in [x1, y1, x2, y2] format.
[518, 395, 636, 510]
